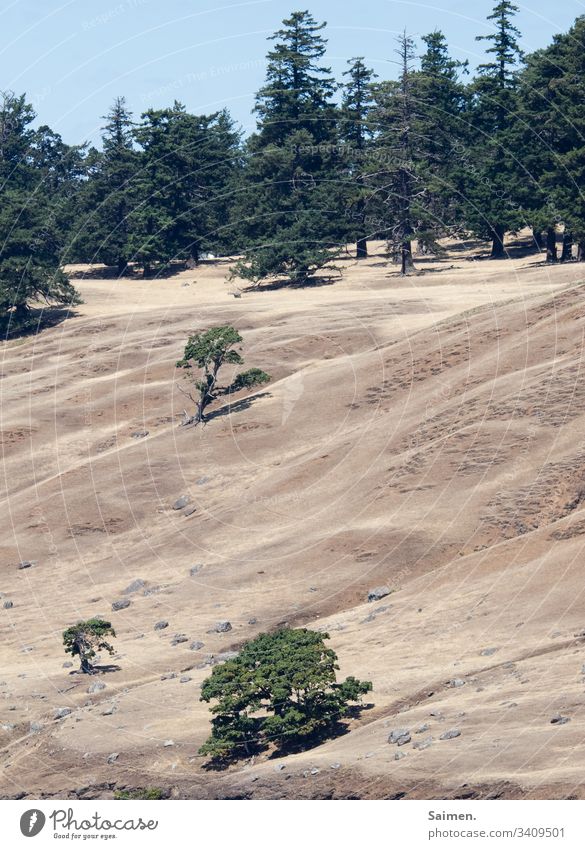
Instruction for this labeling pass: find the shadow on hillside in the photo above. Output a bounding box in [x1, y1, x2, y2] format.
[2, 306, 81, 340]
[68, 663, 122, 676]
[244, 274, 339, 293]
[206, 392, 272, 422]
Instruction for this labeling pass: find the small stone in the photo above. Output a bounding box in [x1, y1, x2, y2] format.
[164, 740, 174, 747]
[449, 678, 466, 688]
[275, 764, 285, 772]
[550, 715, 570, 725]
[368, 586, 391, 603]
[3, 601, 14, 609]
[62, 661, 73, 668]
[189, 641, 204, 651]
[395, 751, 406, 760]
[330, 763, 341, 770]
[179, 676, 192, 683]
[440, 728, 461, 740]
[413, 736, 433, 750]
[87, 682, 106, 694]
[480, 648, 498, 657]
[154, 621, 169, 631]
[112, 599, 131, 611]
[1, 723, 15, 732]
[30, 722, 43, 733]
[310, 767, 320, 775]
[189, 565, 203, 576]
[122, 579, 146, 595]
[101, 705, 116, 716]
[213, 621, 232, 633]
[171, 634, 188, 646]
[160, 673, 178, 681]
[107, 752, 119, 764]
[131, 431, 149, 438]
[172, 496, 190, 510]
[248, 617, 258, 625]
[54, 707, 72, 719]
[183, 506, 197, 517]
[18, 560, 34, 570]
[415, 723, 430, 734]
[196, 477, 210, 485]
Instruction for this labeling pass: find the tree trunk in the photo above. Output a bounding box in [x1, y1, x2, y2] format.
[142, 263, 151, 279]
[578, 241, 585, 262]
[546, 227, 558, 263]
[561, 231, 573, 263]
[401, 241, 415, 275]
[356, 238, 368, 259]
[532, 229, 545, 251]
[490, 225, 506, 258]
[80, 657, 93, 674]
[117, 258, 127, 277]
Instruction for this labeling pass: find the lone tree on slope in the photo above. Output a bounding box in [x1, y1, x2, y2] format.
[176, 325, 270, 425]
[198, 627, 373, 764]
[62, 618, 117, 674]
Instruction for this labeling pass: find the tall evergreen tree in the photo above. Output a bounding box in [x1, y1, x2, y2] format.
[0, 92, 80, 334]
[465, 0, 525, 257]
[339, 57, 377, 258]
[74, 97, 139, 273]
[231, 11, 342, 286]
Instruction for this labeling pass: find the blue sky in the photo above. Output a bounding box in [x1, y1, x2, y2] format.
[1, 0, 583, 145]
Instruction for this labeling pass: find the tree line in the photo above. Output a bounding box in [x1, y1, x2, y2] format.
[2, 2, 584, 332]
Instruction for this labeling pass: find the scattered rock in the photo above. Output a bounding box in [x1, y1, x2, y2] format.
[171, 634, 188, 646]
[449, 678, 466, 688]
[179, 676, 192, 683]
[87, 682, 106, 694]
[30, 722, 43, 733]
[550, 715, 570, 725]
[3, 601, 14, 609]
[480, 648, 498, 657]
[101, 705, 116, 716]
[310, 767, 320, 775]
[172, 496, 190, 510]
[212, 651, 238, 665]
[395, 751, 406, 761]
[164, 740, 174, 747]
[368, 586, 391, 603]
[189, 565, 203, 576]
[122, 579, 146, 595]
[17, 560, 35, 570]
[1, 723, 15, 732]
[111, 599, 131, 611]
[154, 621, 169, 631]
[274, 764, 285, 772]
[161, 673, 178, 681]
[388, 729, 411, 746]
[330, 763, 341, 770]
[131, 431, 149, 438]
[413, 736, 433, 750]
[212, 621, 232, 633]
[54, 707, 72, 720]
[415, 723, 430, 734]
[248, 617, 258, 625]
[440, 728, 461, 740]
[107, 752, 119, 764]
[62, 662, 73, 668]
[189, 641, 204, 651]
[196, 477, 210, 485]
[183, 506, 198, 517]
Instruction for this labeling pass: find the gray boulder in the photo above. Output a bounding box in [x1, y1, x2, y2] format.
[440, 728, 461, 740]
[18, 560, 34, 570]
[388, 728, 411, 746]
[54, 707, 72, 720]
[449, 678, 466, 688]
[3, 601, 13, 609]
[190, 641, 204, 651]
[107, 752, 119, 764]
[154, 621, 169, 631]
[368, 586, 391, 603]
[413, 736, 433, 750]
[213, 621, 232, 633]
[122, 579, 146, 595]
[172, 495, 190, 510]
[551, 715, 570, 725]
[87, 682, 106, 694]
[112, 599, 131, 611]
[171, 634, 188, 645]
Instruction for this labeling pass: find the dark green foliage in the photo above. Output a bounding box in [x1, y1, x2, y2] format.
[199, 628, 372, 763]
[177, 325, 271, 423]
[62, 618, 116, 674]
[0, 92, 81, 335]
[231, 11, 343, 286]
[114, 787, 165, 800]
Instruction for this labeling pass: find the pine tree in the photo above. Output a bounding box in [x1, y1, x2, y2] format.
[231, 11, 342, 286]
[74, 97, 139, 274]
[465, 0, 525, 257]
[0, 92, 80, 334]
[339, 57, 377, 258]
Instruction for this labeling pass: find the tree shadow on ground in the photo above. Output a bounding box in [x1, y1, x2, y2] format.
[68, 664, 121, 675]
[243, 274, 339, 293]
[205, 392, 272, 422]
[2, 306, 82, 340]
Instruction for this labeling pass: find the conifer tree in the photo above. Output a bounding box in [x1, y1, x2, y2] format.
[0, 92, 80, 334]
[231, 11, 342, 286]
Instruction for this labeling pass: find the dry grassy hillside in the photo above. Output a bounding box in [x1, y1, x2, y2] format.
[2, 239, 585, 799]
